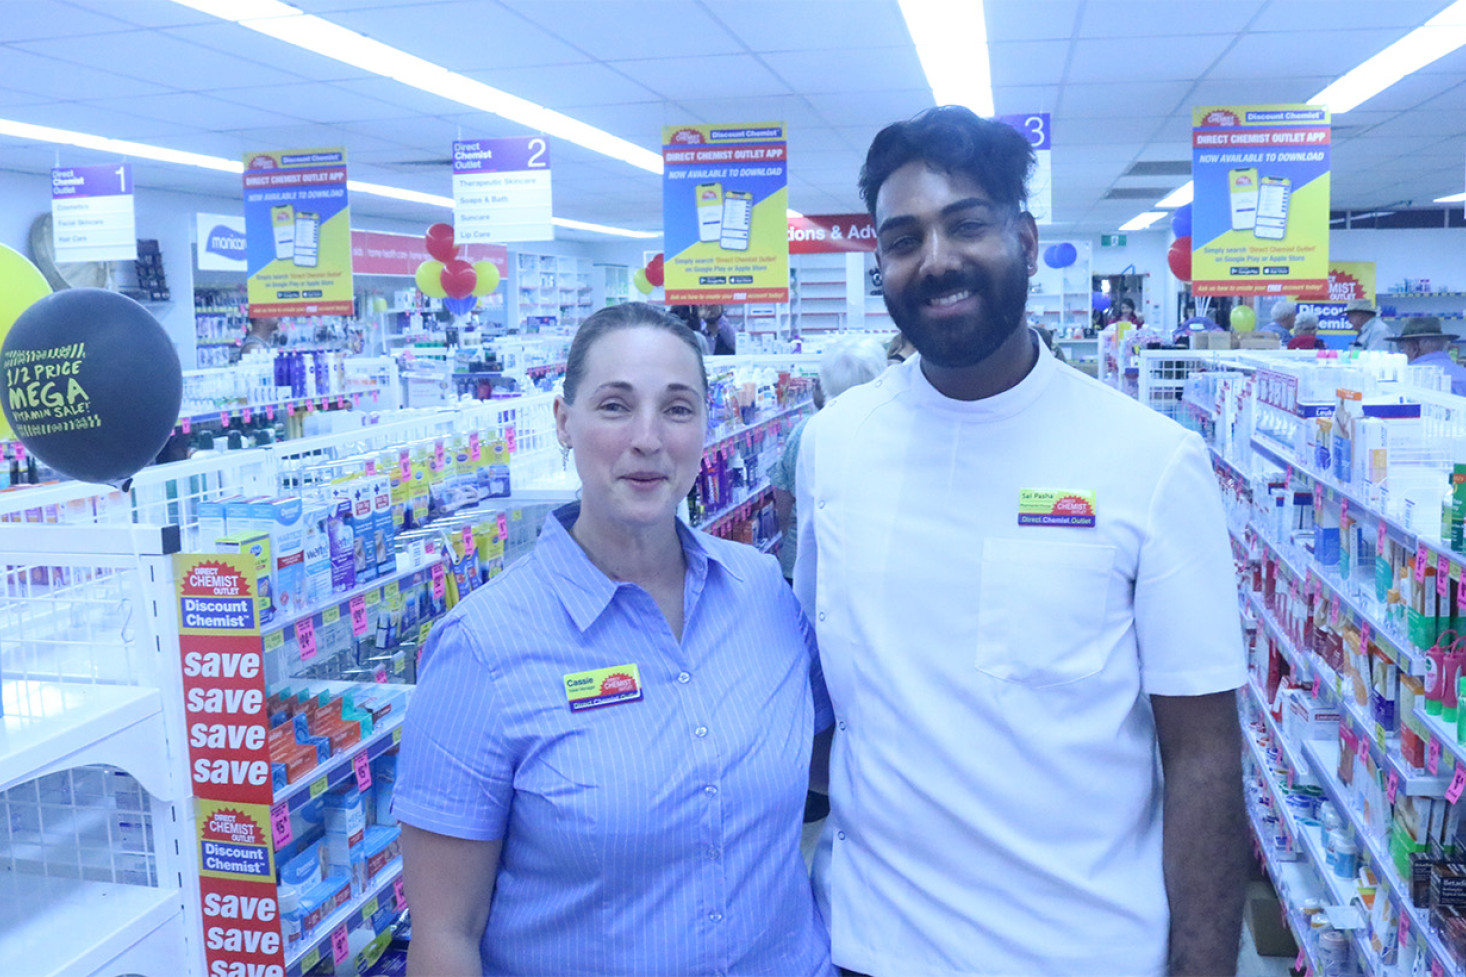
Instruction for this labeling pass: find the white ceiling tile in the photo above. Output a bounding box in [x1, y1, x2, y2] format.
[612, 54, 790, 100]
[2, 0, 134, 41]
[675, 95, 829, 130]
[1184, 77, 1334, 109]
[712, 0, 911, 51]
[0, 87, 55, 108]
[1075, 0, 1266, 37]
[164, 23, 377, 84]
[1058, 81, 1191, 119]
[802, 89, 932, 128]
[231, 123, 408, 157]
[0, 45, 170, 99]
[15, 30, 305, 90]
[464, 62, 658, 109]
[989, 40, 1071, 89]
[208, 83, 428, 124]
[1211, 31, 1397, 81]
[1067, 34, 1233, 83]
[58, 0, 217, 28]
[1249, 1, 1447, 32]
[503, 0, 744, 59]
[760, 47, 925, 95]
[330, 1, 588, 70]
[2, 100, 195, 139]
[327, 77, 467, 115]
[1059, 115, 1168, 146]
[558, 101, 686, 139]
[985, 0, 1083, 41]
[993, 85, 1062, 115]
[84, 92, 308, 131]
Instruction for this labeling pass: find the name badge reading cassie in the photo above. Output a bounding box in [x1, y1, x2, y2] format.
[1018, 489, 1096, 528]
[563, 664, 644, 712]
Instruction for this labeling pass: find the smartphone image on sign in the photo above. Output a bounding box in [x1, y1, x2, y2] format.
[1254, 176, 1291, 240]
[271, 204, 295, 262]
[293, 211, 320, 267]
[719, 190, 753, 251]
[1228, 168, 1258, 232]
[696, 183, 723, 242]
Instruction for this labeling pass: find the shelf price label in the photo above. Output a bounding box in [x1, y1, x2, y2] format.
[323, 606, 341, 626]
[497, 512, 508, 539]
[1360, 622, 1371, 652]
[506, 424, 517, 453]
[1294, 948, 1304, 972]
[301, 947, 320, 973]
[296, 616, 317, 661]
[469, 431, 480, 461]
[1433, 957, 1444, 977]
[1417, 543, 1430, 584]
[431, 563, 445, 600]
[1429, 737, 1443, 776]
[395, 876, 407, 910]
[271, 803, 293, 849]
[1387, 770, 1399, 804]
[1400, 911, 1410, 943]
[1378, 520, 1387, 552]
[331, 924, 350, 965]
[1311, 675, 1321, 698]
[1356, 730, 1369, 761]
[1329, 597, 1341, 628]
[1339, 498, 1349, 526]
[1449, 765, 1466, 804]
[242, 406, 253, 424]
[1440, 554, 1451, 597]
[266, 405, 275, 420]
[1459, 568, 1466, 610]
[264, 631, 285, 652]
[350, 595, 369, 637]
[286, 401, 295, 417]
[181, 417, 191, 434]
[309, 775, 329, 799]
[354, 751, 373, 791]
[434, 440, 445, 468]
[400, 449, 411, 480]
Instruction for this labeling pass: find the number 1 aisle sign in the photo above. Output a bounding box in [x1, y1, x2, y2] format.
[452, 137, 553, 243]
[51, 163, 136, 262]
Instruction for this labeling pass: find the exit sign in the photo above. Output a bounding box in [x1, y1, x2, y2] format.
[1101, 234, 1127, 247]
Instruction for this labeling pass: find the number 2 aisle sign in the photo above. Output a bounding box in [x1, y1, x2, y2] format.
[452, 136, 553, 243]
[51, 163, 136, 262]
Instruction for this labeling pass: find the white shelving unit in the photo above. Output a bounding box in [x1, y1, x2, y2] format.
[1030, 239, 1094, 336]
[591, 263, 632, 310]
[509, 252, 594, 332]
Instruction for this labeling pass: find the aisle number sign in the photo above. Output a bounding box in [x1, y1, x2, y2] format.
[997, 113, 1052, 225]
[452, 136, 553, 243]
[175, 553, 287, 977]
[662, 122, 788, 303]
[1191, 104, 1330, 298]
[1298, 261, 1376, 349]
[242, 147, 354, 317]
[51, 163, 136, 262]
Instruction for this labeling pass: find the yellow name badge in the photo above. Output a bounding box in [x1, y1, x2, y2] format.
[563, 663, 643, 713]
[1018, 489, 1096, 528]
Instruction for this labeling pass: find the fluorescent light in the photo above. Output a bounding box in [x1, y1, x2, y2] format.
[1310, 0, 1466, 114]
[1119, 211, 1167, 232]
[0, 116, 655, 237]
[1435, 191, 1466, 203]
[898, 0, 994, 116]
[167, 0, 663, 174]
[1155, 182, 1193, 209]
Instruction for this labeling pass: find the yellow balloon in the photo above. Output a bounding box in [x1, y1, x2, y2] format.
[0, 244, 53, 441]
[471, 260, 501, 296]
[633, 268, 653, 294]
[415, 260, 448, 298]
[1229, 305, 1256, 333]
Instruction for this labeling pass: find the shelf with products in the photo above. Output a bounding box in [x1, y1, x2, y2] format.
[286, 858, 404, 977]
[1247, 678, 1320, 789]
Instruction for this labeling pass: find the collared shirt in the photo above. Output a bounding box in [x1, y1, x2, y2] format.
[1354, 316, 1391, 351]
[769, 415, 811, 579]
[1412, 350, 1466, 396]
[396, 504, 834, 977]
[1259, 321, 1292, 340]
[794, 348, 1245, 977]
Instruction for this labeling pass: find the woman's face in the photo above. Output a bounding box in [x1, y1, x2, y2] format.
[556, 327, 707, 534]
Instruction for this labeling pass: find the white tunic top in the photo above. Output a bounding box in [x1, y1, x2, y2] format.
[794, 342, 1247, 977]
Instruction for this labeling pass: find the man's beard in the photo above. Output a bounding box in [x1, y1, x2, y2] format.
[884, 256, 1030, 370]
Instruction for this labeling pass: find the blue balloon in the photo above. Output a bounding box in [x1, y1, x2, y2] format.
[1092, 292, 1111, 312]
[1043, 242, 1077, 269]
[1042, 244, 1059, 268]
[443, 295, 478, 316]
[1171, 204, 1192, 239]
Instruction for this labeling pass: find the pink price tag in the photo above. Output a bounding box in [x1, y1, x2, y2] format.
[434, 441, 445, 468]
[1285, 466, 1293, 489]
[1449, 766, 1466, 804]
[497, 512, 508, 539]
[286, 402, 295, 417]
[373, 665, 387, 683]
[13, 443, 24, 463]
[242, 406, 253, 424]
[1378, 520, 1387, 551]
[394, 877, 407, 910]
[353, 751, 372, 791]
[373, 390, 380, 403]
[1417, 543, 1430, 584]
[1340, 497, 1349, 526]
[349, 595, 368, 637]
[353, 392, 361, 406]
[1459, 569, 1466, 610]
[1361, 623, 1371, 651]
[365, 459, 376, 476]
[1429, 736, 1443, 775]
[1357, 731, 1370, 761]
[462, 525, 474, 550]
[1295, 949, 1305, 971]
[1440, 554, 1451, 597]
[400, 450, 411, 480]
[1330, 598, 1341, 627]
[469, 431, 480, 461]
[305, 399, 315, 413]
[1388, 769, 1400, 803]
[318, 398, 327, 412]
[337, 395, 345, 409]
[266, 405, 275, 420]
[181, 417, 191, 434]
[296, 617, 317, 661]
[1434, 959, 1445, 977]
[431, 563, 445, 600]
[221, 410, 231, 426]
[270, 803, 293, 849]
[331, 924, 350, 965]
[1401, 911, 1410, 943]
[1312, 675, 1322, 698]
[506, 425, 517, 452]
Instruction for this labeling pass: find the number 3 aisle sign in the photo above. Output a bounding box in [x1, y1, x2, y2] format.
[452, 136, 553, 243]
[51, 163, 137, 262]
[997, 114, 1052, 225]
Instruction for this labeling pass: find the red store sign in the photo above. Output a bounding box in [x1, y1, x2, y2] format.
[788, 213, 876, 254]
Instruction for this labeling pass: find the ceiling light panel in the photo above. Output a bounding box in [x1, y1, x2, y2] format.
[1311, 0, 1466, 113]
[899, 0, 994, 115]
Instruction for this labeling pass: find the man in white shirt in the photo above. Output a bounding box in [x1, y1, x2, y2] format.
[1346, 298, 1390, 351]
[795, 106, 1247, 977]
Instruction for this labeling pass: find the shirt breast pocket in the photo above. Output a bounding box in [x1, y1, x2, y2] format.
[976, 537, 1116, 688]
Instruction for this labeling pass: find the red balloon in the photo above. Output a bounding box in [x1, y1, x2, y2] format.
[1167, 236, 1192, 282]
[425, 223, 457, 263]
[645, 253, 664, 287]
[440, 259, 477, 299]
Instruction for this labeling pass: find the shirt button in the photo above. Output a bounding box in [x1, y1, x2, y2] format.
[677, 671, 691, 684]
[817, 500, 825, 509]
[818, 611, 826, 622]
[694, 725, 709, 738]
[708, 912, 723, 922]
[838, 720, 847, 730]
[707, 845, 721, 860]
[703, 785, 718, 796]
[837, 831, 846, 840]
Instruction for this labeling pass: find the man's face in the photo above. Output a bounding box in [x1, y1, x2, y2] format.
[697, 304, 723, 325]
[873, 162, 1036, 369]
[1346, 310, 1372, 330]
[1279, 312, 1296, 330]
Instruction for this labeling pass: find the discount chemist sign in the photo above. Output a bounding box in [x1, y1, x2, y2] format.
[175, 554, 285, 977]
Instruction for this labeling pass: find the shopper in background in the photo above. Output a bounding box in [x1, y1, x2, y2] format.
[1258, 299, 1296, 341]
[697, 302, 738, 354]
[795, 106, 1247, 977]
[1346, 298, 1390, 350]
[235, 316, 279, 359]
[667, 304, 709, 354]
[1386, 316, 1466, 395]
[1107, 296, 1143, 326]
[884, 331, 916, 364]
[1286, 313, 1327, 350]
[396, 303, 833, 977]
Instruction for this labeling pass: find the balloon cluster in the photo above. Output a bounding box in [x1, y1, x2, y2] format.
[1168, 204, 1192, 283]
[414, 223, 501, 317]
[1042, 242, 1077, 269]
[633, 254, 664, 295]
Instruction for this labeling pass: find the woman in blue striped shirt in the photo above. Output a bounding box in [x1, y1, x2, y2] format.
[396, 303, 834, 977]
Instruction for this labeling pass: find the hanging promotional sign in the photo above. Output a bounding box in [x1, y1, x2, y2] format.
[452, 136, 553, 243]
[51, 163, 136, 262]
[997, 113, 1052, 225]
[242, 148, 353, 317]
[662, 122, 788, 303]
[175, 553, 285, 977]
[350, 229, 507, 279]
[1191, 104, 1330, 298]
[197, 213, 247, 272]
[1298, 260, 1376, 348]
[787, 214, 876, 254]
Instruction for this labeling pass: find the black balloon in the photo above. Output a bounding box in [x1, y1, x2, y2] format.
[2, 288, 182, 488]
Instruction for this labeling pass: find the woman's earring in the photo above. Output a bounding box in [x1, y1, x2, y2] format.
[560, 442, 570, 471]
